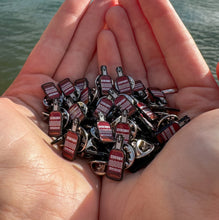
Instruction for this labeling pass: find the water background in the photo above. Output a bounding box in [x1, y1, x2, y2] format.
[0, 0, 218, 95]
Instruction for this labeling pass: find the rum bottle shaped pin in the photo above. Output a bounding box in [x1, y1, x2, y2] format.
[97, 112, 114, 143]
[74, 78, 89, 92]
[156, 115, 190, 144]
[109, 89, 136, 117]
[62, 118, 80, 161]
[95, 65, 113, 97]
[41, 82, 63, 137]
[115, 110, 131, 144]
[48, 99, 63, 137]
[93, 95, 114, 118]
[66, 99, 87, 123]
[41, 82, 60, 100]
[147, 88, 167, 105]
[156, 121, 180, 144]
[74, 78, 91, 105]
[115, 66, 135, 95]
[133, 80, 149, 100]
[58, 78, 80, 102]
[106, 135, 125, 181]
[133, 96, 157, 122]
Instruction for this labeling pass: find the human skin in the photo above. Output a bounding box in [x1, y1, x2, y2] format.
[0, 0, 113, 219]
[97, 0, 219, 219]
[1, 0, 219, 219]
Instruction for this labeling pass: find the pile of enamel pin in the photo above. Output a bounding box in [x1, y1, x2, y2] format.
[41, 66, 190, 181]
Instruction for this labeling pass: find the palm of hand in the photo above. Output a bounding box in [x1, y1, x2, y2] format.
[98, 1, 219, 219]
[0, 0, 110, 219]
[0, 98, 100, 219]
[1, 0, 219, 219]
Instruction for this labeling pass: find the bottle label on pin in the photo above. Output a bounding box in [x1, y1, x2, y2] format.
[94, 98, 113, 118]
[49, 111, 62, 137]
[115, 95, 136, 116]
[115, 123, 131, 143]
[68, 103, 84, 122]
[62, 131, 79, 161]
[99, 75, 113, 96]
[97, 121, 114, 143]
[116, 76, 132, 94]
[106, 149, 125, 181]
[59, 78, 75, 96]
[156, 122, 180, 144]
[42, 82, 60, 99]
[80, 88, 89, 105]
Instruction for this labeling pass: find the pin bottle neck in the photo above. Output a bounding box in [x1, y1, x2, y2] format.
[101, 65, 108, 76]
[115, 135, 123, 150]
[108, 89, 118, 99]
[121, 110, 128, 123]
[53, 99, 59, 111]
[72, 118, 79, 132]
[70, 93, 77, 102]
[98, 111, 105, 121]
[116, 66, 123, 77]
[66, 98, 74, 107]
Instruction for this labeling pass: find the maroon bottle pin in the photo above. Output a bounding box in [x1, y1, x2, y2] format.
[156, 122, 180, 144]
[106, 135, 125, 181]
[62, 119, 80, 161]
[41, 82, 60, 100]
[94, 97, 113, 118]
[96, 65, 113, 96]
[115, 67, 133, 95]
[97, 112, 114, 143]
[48, 100, 63, 137]
[115, 110, 131, 143]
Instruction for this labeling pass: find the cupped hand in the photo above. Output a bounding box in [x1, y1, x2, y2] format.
[97, 0, 219, 219]
[0, 0, 113, 219]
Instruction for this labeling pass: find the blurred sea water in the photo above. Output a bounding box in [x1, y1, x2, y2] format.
[0, 0, 218, 95]
[171, 0, 219, 78]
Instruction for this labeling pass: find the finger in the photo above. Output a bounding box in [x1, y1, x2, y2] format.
[119, 0, 176, 89]
[105, 6, 147, 85]
[138, 0, 217, 88]
[97, 30, 122, 79]
[20, 0, 91, 77]
[85, 53, 99, 88]
[54, 0, 113, 81]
